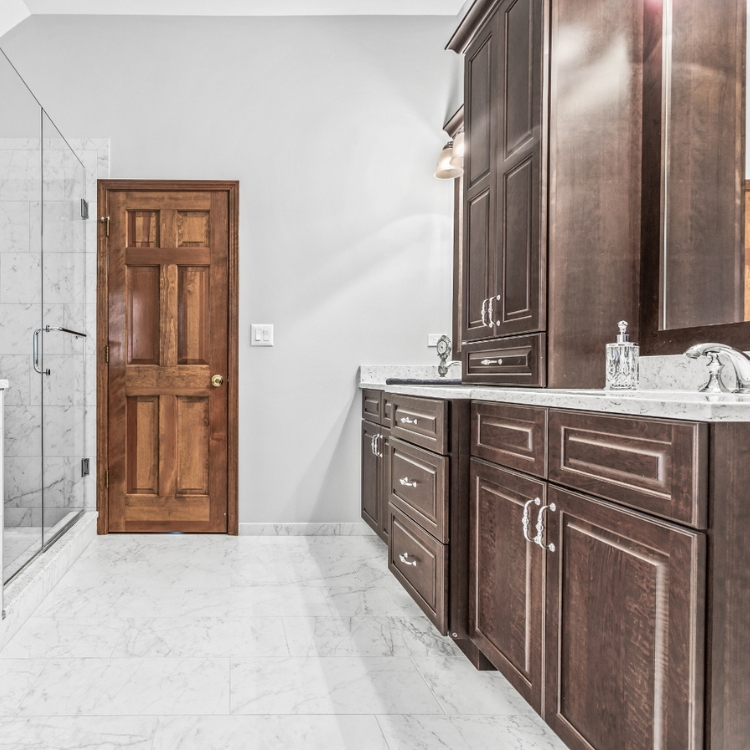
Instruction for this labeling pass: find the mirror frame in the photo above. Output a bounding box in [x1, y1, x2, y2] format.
[640, 0, 749, 355]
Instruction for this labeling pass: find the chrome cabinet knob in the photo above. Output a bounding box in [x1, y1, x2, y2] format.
[399, 416, 418, 425]
[211, 374, 225, 387]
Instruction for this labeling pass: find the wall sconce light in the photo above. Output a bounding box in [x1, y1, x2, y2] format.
[435, 140, 463, 179]
[450, 128, 465, 168]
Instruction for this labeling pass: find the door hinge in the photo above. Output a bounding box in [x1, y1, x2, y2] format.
[81, 199, 89, 220]
[100, 216, 110, 237]
[104, 470, 109, 488]
[105, 345, 109, 363]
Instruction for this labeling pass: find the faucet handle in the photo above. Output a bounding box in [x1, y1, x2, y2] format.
[697, 351, 732, 394]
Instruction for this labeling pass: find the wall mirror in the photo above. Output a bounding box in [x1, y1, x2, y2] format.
[640, 0, 750, 353]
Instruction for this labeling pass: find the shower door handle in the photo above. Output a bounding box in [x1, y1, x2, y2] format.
[33, 328, 50, 376]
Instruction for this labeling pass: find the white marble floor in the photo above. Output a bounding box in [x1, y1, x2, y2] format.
[0, 533, 567, 749]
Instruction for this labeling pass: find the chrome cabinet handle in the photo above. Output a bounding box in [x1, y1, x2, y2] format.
[480, 358, 503, 366]
[522, 498, 541, 543]
[32, 328, 50, 376]
[488, 295, 501, 327]
[370, 435, 377, 455]
[399, 416, 418, 425]
[375, 434, 383, 458]
[480, 298, 488, 327]
[535, 503, 557, 552]
[399, 552, 417, 566]
[399, 478, 417, 487]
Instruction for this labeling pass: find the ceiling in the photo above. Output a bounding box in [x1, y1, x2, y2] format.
[23, 0, 470, 16]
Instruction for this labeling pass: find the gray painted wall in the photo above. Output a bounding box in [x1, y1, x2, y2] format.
[1, 14, 461, 524]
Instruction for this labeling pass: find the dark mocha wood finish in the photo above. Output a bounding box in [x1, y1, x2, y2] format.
[546, 0, 642, 387]
[389, 504, 448, 635]
[379, 426, 391, 543]
[548, 410, 708, 529]
[545, 486, 706, 750]
[472, 402, 547, 478]
[381, 392, 394, 430]
[98, 180, 239, 534]
[706, 423, 750, 750]
[460, 0, 545, 352]
[361, 420, 381, 535]
[362, 388, 383, 424]
[640, 0, 749, 353]
[390, 395, 449, 454]
[389, 437, 450, 544]
[470, 459, 545, 711]
[462, 334, 546, 387]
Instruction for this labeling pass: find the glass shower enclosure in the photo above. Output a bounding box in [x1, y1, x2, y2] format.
[1, 50, 89, 583]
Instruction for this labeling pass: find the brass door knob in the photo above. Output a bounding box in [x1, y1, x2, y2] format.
[211, 374, 224, 387]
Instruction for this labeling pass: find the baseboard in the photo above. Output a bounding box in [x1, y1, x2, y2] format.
[238, 522, 377, 537]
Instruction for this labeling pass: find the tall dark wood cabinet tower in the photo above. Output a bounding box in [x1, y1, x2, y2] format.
[448, 0, 641, 388]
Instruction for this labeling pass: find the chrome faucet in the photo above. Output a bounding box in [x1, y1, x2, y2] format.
[684, 343, 750, 394]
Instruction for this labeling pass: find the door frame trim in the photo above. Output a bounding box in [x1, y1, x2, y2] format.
[96, 179, 240, 534]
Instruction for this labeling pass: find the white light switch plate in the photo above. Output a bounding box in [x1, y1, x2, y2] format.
[428, 333, 447, 347]
[251, 324, 274, 346]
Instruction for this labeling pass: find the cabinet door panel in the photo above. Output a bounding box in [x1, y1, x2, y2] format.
[470, 459, 544, 711]
[466, 25, 494, 189]
[493, 0, 544, 337]
[545, 486, 705, 750]
[463, 188, 494, 342]
[379, 426, 391, 543]
[361, 420, 380, 533]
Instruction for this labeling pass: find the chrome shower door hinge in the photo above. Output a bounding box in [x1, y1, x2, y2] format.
[81, 199, 89, 219]
[81, 458, 90, 477]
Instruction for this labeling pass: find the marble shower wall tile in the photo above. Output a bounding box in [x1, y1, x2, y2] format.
[0, 202, 30, 253]
[0, 252, 41, 304]
[4, 456, 42, 508]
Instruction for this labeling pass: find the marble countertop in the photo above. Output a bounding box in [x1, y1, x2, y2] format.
[359, 367, 750, 422]
[0, 380, 8, 390]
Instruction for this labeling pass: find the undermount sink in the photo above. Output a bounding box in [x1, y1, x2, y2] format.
[385, 378, 463, 385]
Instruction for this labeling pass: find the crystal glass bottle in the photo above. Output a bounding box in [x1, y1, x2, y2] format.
[605, 321, 639, 390]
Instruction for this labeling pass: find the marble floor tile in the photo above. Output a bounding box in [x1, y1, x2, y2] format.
[230, 557, 363, 587]
[283, 616, 459, 659]
[0, 617, 126, 659]
[324, 582, 425, 617]
[18, 658, 230, 716]
[376, 714, 470, 750]
[230, 656, 443, 715]
[0, 716, 157, 749]
[0, 659, 46, 716]
[111, 617, 289, 658]
[179, 585, 333, 618]
[451, 715, 569, 749]
[152, 715, 389, 750]
[35, 582, 185, 620]
[411, 654, 536, 716]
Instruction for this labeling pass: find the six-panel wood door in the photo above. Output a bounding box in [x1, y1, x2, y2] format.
[470, 458, 544, 711]
[545, 486, 706, 750]
[461, 0, 545, 346]
[107, 188, 231, 532]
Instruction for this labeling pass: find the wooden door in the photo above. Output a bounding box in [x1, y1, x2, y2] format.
[469, 458, 544, 712]
[490, 0, 544, 338]
[99, 181, 238, 533]
[462, 13, 498, 344]
[361, 420, 380, 534]
[545, 486, 706, 750]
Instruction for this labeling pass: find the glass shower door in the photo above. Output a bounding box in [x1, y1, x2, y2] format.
[0, 51, 44, 583]
[40, 112, 87, 547]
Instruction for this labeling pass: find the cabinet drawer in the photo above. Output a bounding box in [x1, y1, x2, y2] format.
[362, 389, 383, 424]
[462, 334, 546, 387]
[391, 395, 449, 454]
[389, 437, 449, 543]
[472, 402, 547, 478]
[549, 410, 708, 528]
[389, 505, 447, 635]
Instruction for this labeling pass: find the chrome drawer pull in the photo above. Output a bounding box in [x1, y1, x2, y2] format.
[480, 358, 503, 366]
[399, 552, 418, 566]
[399, 478, 417, 487]
[399, 416, 418, 425]
[480, 298, 488, 327]
[535, 503, 557, 552]
[370, 434, 377, 455]
[375, 434, 383, 458]
[522, 498, 541, 543]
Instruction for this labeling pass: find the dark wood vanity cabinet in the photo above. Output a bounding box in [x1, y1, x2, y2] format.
[360, 389, 390, 543]
[469, 401, 710, 750]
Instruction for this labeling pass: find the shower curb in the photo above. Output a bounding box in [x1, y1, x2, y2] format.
[0, 512, 97, 651]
